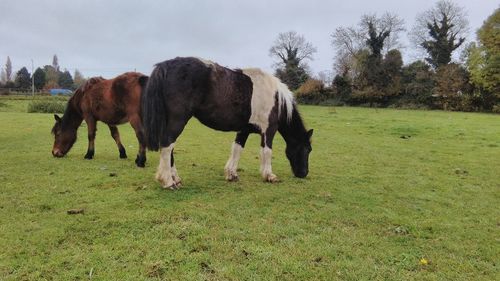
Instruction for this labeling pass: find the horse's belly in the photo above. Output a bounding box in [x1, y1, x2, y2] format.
[195, 112, 249, 132]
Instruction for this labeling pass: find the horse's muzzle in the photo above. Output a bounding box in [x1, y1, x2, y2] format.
[294, 169, 308, 178]
[52, 149, 64, 158]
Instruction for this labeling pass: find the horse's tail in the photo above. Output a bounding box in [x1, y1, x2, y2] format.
[141, 64, 168, 151]
[138, 75, 149, 95]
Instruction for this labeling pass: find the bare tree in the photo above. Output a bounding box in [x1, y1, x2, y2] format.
[361, 13, 405, 56]
[332, 12, 405, 59]
[0, 69, 6, 84]
[269, 31, 317, 90]
[5, 56, 12, 82]
[52, 54, 60, 72]
[410, 0, 469, 67]
[269, 31, 317, 67]
[331, 12, 404, 79]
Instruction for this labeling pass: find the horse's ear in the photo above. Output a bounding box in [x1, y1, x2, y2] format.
[307, 129, 314, 140]
[54, 114, 61, 122]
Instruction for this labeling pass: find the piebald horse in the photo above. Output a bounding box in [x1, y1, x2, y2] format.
[51, 72, 149, 167]
[142, 57, 312, 189]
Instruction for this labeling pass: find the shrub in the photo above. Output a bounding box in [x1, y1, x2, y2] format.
[27, 100, 66, 113]
[295, 79, 329, 104]
[492, 105, 500, 114]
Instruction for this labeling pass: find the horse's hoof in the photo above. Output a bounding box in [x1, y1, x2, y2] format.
[135, 156, 146, 167]
[173, 176, 182, 187]
[225, 169, 239, 182]
[265, 174, 279, 183]
[120, 153, 127, 159]
[84, 155, 93, 160]
[162, 182, 179, 190]
[226, 174, 239, 182]
[157, 175, 177, 190]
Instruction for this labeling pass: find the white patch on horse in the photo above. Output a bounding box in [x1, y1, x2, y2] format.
[224, 142, 243, 181]
[242, 68, 294, 133]
[260, 146, 278, 182]
[155, 143, 177, 189]
[195, 57, 216, 67]
[171, 163, 182, 186]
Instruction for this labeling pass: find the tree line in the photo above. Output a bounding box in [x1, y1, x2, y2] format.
[270, 1, 499, 113]
[0, 55, 86, 91]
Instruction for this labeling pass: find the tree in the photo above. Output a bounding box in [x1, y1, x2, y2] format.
[43, 65, 59, 89]
[15, 67, 31, 89]
[52, 54, 60, 71]
[332, 13, 405, 106]
[433, 63, 471, 110]
[361, 13, 405, 57]
[401, 60, 435, 105]
[332, 12, 405, 105]
[382, 49, 403, 97]
[473, 8, 499, 96]
[0, 69, 6, 85]
[411, 0, 469, 68]
[332, 74, 352, 102]
[73, 69, 86, 89]
[269, 31, 317, 90]
[5, 56, 12, 82]
[332, 12, 405, 64]
[58, 70, 74, 89]
[33, 67, 46, 90]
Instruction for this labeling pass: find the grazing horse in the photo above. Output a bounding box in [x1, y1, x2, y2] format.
[142, 57, 313, 189]
[51, 72, 149, 167]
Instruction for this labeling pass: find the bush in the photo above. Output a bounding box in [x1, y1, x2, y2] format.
[27, 100, 66, 113]
[492, 105, 500, 114]
[295, 79, 330, 104]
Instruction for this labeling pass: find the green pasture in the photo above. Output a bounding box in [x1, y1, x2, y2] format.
[0, 96, 498, 280]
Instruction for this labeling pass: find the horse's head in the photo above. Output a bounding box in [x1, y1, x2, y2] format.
[51, 114, 77, 157]
[286, 129, 313, 178]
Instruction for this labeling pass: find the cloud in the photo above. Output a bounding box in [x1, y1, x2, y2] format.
[0, 0, 496, 78]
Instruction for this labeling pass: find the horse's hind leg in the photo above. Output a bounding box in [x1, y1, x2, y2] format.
[170, 150, 182, 186]
[155, 117, 190, 189]
[129, 115, 146, 167]
[108, 125, 127, 159]
[260, 128, 279, 183]
[84, 117, 97, 159]
[224, 131, 249, 181]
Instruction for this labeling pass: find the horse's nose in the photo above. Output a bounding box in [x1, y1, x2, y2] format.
[294, 169, 308, 178]
[52, 149, 63, 157]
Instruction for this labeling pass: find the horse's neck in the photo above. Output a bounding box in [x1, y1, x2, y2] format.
[278, 106, 306, 144]
[62, 101, 84, 129]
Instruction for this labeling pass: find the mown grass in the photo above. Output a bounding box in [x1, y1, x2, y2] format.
[0, 97, 499, 280]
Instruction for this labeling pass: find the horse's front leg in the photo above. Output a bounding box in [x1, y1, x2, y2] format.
[260, 129, 278, 183]
[84, 117, 97, 159]
[108, 125, 127, 159]
[224, 131, 249, 181]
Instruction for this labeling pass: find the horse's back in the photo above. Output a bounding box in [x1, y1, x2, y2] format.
[81, 72, 147, 125]
[153, 57, 254, 131]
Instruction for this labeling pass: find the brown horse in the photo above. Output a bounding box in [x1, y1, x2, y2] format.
[51, 72, 149, 167]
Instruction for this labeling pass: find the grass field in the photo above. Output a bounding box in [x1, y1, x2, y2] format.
[0, 96, 499, 280]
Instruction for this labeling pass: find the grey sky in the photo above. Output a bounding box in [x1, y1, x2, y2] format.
[0, 0, 497, 78]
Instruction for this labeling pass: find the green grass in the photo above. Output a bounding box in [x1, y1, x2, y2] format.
[0, 97, 499, 280]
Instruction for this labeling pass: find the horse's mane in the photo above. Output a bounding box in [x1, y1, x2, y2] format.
[56, 77, 105, 131]
[69, 77, 104, 110]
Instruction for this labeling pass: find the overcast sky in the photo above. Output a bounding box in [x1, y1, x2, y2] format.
[0, 0, 497, 78]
